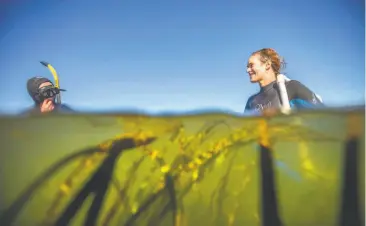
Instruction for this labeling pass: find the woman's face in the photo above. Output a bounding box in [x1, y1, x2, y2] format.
[246, 54, 267, 83]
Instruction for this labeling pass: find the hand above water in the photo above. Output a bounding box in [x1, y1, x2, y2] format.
[40, 99, 55, 113]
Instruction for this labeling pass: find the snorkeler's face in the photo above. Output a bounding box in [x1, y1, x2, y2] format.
[246, 54, 267, 83]
[39, 82, 56, 103]
[39, 81, 53, 89]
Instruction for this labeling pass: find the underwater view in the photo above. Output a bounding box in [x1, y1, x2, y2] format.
[0, 108, 364, 226]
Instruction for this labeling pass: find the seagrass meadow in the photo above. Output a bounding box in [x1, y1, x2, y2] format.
[0, 108, 364, 226]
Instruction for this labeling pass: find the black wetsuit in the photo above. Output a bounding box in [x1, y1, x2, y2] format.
[20, 104, 74, 116]
[244, 80, 324, 113]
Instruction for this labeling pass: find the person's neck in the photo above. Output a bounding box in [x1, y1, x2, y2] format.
[259, 74, 276, 88]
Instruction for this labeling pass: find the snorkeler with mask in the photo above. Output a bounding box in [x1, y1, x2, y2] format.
[22, 76, 73, 115]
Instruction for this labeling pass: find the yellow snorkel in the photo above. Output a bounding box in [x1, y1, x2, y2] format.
[40, 61, 61, 104]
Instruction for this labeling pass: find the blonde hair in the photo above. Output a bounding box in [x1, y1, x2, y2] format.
[252, 48, 286, 75]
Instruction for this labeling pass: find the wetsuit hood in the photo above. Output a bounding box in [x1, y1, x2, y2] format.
[27, 77, 53, 104]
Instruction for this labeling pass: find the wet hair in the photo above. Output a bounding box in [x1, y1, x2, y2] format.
[252, 48, 286, 75]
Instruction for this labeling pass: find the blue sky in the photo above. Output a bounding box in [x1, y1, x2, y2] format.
[0, 0, 364, 114]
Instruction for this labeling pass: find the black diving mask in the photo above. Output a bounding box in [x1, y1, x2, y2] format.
[37, 86, 65, 102]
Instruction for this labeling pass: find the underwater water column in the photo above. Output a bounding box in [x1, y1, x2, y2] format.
[258, 120, 282, 226]
[338, 114, 362, 226]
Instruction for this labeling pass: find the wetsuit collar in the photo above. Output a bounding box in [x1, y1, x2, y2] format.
[260, 81, 276, 92]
